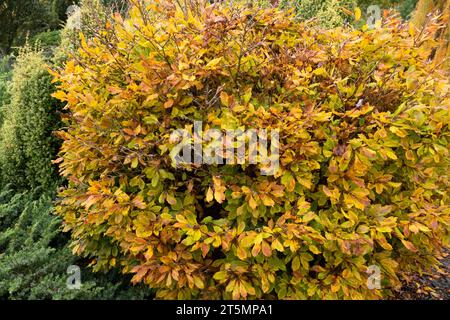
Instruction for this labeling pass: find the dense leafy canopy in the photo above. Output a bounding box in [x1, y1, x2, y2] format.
[52, 0, 449, 299]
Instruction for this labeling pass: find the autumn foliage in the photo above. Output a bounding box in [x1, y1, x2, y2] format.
[52, 0, 450, 299]
[412, 0, 450, 68]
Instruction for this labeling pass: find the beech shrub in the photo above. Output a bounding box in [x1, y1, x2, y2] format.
[52, 0, 449, 299]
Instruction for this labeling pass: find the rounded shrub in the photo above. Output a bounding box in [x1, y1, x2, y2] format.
[52, 0, 449, 299]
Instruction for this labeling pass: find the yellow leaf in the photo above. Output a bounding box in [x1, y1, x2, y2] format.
[239, 281, 248, 298]
[292, 256, 300, 271]
[214, 188, 225, 204]
[355, 7, 362, 21]
[225, 279, 237, 293]
[357, 225, 370, 234]
[281, 172, 296, 192]
[251, 243, 261, 257]
[331, 282, 340, 293]
[132, 195, 147, 209]
[409, 224, 419, 234]
[237, 246, 247, 260]
[390, 127, 407, 138]
[166, 193, 177, 205]
[193, 275, 204, 289]
[206, 187, 214, 202]
[220, 91, 230, 107]
[297, 176, 312, 189]
[114, 213, 123, 224]
[213, 271, 228, 281]
[405, 150, 415, 161]
[401, 239, 418, 252]
[309, 245, 320, 254]
[313, 67, 328, 77]
[262, 241, 272, 257]
[182, 74, 195, 81]
[375, 183, 384, 194]
[240, 235, 255, 248]
[145, 246, 153, 259]
[237, 220, 245, 233]
[385, 148, 398, 160]
[79, 32, 87, 48]
[51, 91, 67, 101]
[360, 147, 377, 159]
[131, 157, 139, 168]
[271, 239, 284, 251]
[302, 211, 316, 223]
[164, 99, 174, 109]
[323, 186, 332, 197]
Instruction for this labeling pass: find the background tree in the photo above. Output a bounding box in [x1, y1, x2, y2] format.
[0, 0, 78, 54]
[412, 0, 450, 67]
[279, 0, 357, 28]
[356, 0, 418, 19]
[53, 0, 449, 300]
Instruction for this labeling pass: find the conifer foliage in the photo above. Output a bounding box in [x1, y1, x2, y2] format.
[0, 187, 148, 299]
[0, 2, 151, 300]
[0, 47, 62, 191]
